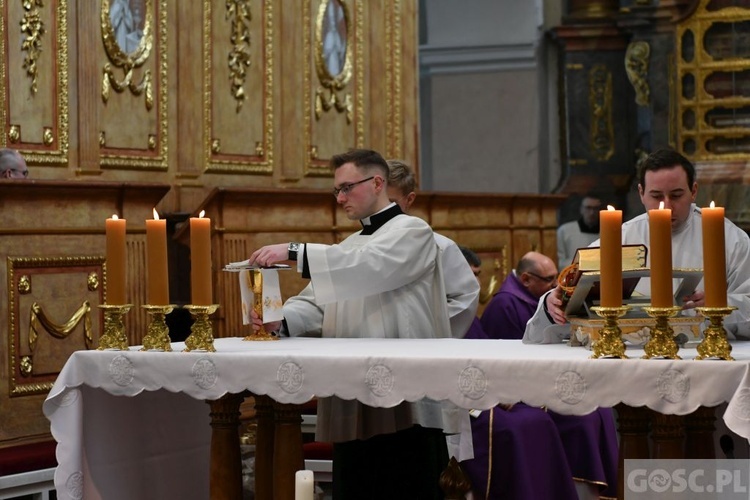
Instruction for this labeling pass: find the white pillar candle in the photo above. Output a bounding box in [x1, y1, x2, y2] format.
[295, 470, 314, 500]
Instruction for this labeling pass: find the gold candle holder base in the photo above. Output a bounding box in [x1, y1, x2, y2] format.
[97, 304, 133, 350]
[695, 306, 736, 361]
[590, 305, 631, 359]
[243, 325, 279, 342]
[183, 304, 219, 353]
[642, 306, 683, 359]
[140, 304, 175, 352]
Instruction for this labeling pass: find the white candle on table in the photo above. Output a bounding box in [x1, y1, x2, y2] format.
[295, 470, 314, 500]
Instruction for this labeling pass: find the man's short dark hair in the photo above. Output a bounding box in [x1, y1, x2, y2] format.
[459, 246, 481, 268]
[637, 148, 695, 188]
[330, 149, 389, 179]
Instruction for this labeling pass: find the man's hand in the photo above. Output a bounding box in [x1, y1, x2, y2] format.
[249, 243, 290, 267]
[546, 285, 567, 325]
[250, 309, 281, 333]
[682, 290, 705, 310]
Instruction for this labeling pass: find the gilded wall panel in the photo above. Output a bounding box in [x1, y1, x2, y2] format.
[204, 0, 273, 174]
[99, 0, 168, 170]
[304, 0, 365, 176]
[1, 0, 69, 165]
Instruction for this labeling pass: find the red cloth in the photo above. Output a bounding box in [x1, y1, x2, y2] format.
[0, 441, 57, 476]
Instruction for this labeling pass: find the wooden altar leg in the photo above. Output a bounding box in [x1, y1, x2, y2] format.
[254, 395, 275, 500]
[208, 393, 245, 500]
[685, 405, 717, 459]
[651, 413, 684, 459]
[615, 404, 651, 500]
[273, 402, 305, 500]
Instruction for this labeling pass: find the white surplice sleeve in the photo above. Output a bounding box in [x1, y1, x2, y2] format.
[304, 216, 438, 305]
[434, 233, 480, 338]
[281, 283, 324, 337]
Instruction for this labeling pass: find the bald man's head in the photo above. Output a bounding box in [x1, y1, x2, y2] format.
[516, 251, 557, 298]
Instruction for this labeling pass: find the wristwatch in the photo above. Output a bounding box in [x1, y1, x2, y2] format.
[288, 242, 301, 261]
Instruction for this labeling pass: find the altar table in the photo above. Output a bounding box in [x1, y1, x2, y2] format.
[44, 337, 750, 500]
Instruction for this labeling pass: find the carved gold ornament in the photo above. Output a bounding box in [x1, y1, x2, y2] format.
[101, 0, 154, 110]
[18, 275, 31, 294]
[29, 301, 93, 351]
[226, 0, 252, 113]
[87, 271, 100, 291]
[315, 0, 353, 123]
[9, 125, 20, 143]
[625, 41, 650, 106]
[20, 0, 45, 95]
[43, 126, 54, 145]
[20, 355, 33, 377]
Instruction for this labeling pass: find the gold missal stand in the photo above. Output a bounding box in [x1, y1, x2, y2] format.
[183, 304, 219, 352]
[141, 304, 175, 351]
[695, 306, 735, 361]
[97, 304, 133, 350]
[244, 269, 279, 341]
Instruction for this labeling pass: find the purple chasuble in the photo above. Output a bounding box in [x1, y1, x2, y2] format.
[480, 273, 539, 340]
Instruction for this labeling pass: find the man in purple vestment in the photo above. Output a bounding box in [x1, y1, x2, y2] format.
[480, 251, 557, 339]
[477, 252, 619, 498]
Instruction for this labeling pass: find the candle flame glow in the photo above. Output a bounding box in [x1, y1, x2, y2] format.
[607, 205, 615, 211]
[199, 210, 206, 218]
[659, 201, 665, 210]
[112, 214, 119, 220]
[152, 208, 159, 220]
[710, 200, 716, 209]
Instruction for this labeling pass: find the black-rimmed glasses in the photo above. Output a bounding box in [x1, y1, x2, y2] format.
[333, 176, 375, 197]
[527, 271, 556, 284]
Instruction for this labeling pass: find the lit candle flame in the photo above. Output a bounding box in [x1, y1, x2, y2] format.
[710, 200, 716, 209]
[152, 208, 159, 220]
[607, 205, 615, 211]
[659, 201, 665, 210]
[199, 210, 206, 218]
[112, 214, 119, 220]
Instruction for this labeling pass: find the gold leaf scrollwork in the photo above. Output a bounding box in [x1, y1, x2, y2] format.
[29, 301, 94, 353]
[479, 258, 502, 305]
[100, 0, 154, 111]
[314, 0, 353, 124]
[20, 0, 45, 95]
[212, 139, 221, 154]
[226, 0, 252, 113]
[589, 65, 614, 162]
[625, 41, 651, 107]
[20, 355, 33, 376]
[43, 127, 54, 145]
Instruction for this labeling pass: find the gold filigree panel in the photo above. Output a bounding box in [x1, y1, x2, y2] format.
[204, 0, 273, 174]
[588, 64, 614, 162]
[0, 0, 69, 165]
[304, 0, 364, 177]
[8, 256, 105, 397]
[99, 0, 168, 170]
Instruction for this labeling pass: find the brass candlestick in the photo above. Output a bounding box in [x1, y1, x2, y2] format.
[97, 304, 133, 350]
[590, 305, 631, 359]
[642, 306, 683, 360]
[183, 304, 219, 352]
[243, 269, 279, 341]
[695, 306, 736, 361]
[140, 304, 175, 351]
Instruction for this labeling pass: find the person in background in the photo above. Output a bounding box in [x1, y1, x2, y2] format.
[480, 251, 557, 340]
[0, 148, 29, 178]
[248, 148, 458, 500]
[557, 193, 602, 266]
[387, 159, 479, 338]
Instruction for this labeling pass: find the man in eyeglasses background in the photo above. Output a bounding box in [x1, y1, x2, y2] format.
[247, 148, 460, 500]
[479, 251, 557, 340]
[0, 148, 29, 179]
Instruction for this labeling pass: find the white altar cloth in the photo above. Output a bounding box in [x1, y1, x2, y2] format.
[45, 337, 750, 500]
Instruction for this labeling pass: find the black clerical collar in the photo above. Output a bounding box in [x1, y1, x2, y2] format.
[577, 218, 599, 234]
[360, 203, 403, 235]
